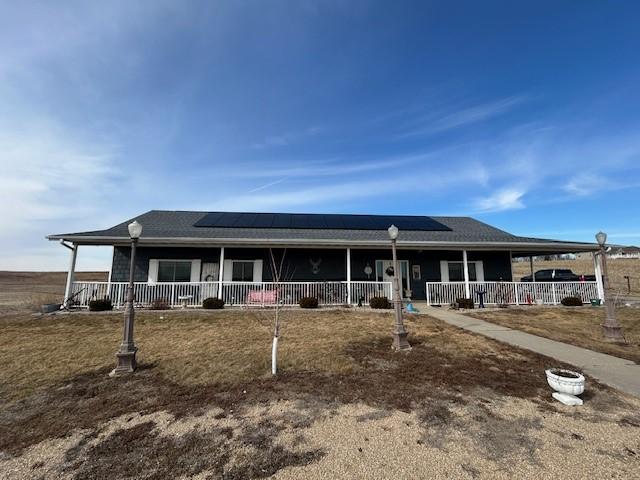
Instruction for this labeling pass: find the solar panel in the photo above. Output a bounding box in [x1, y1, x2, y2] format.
[193, 212, 451, 231]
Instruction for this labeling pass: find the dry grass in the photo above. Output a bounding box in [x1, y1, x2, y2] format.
[2, 271, 640, 478]
[0, 271, 107, 314]
[2, 309, 639, 478]
[469, 306, 640, 363]
[0, 309, 551, 404]
[512, 258, 640, 295]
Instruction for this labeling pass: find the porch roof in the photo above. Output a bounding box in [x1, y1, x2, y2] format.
[47, 210, 599, 253]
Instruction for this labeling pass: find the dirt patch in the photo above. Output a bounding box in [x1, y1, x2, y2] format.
[62, 413, 323, 480]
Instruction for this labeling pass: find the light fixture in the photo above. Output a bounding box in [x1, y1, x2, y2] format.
[128, 220, 143, 239]
[595, 231, 607, 247]
[388, 224, 399, 240]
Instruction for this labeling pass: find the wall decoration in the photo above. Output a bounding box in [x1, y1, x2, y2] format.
[412, 264, 421, 280]
[309, 257, 322, 274]
[364, 263, 373, 279]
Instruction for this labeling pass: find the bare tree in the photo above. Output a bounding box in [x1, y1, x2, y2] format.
[268, 248, 288, 375]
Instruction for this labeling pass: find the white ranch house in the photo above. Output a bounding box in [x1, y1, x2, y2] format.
[48, 211, 605, 308]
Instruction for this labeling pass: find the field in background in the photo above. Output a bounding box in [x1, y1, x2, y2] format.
[512, 258, 640, 295]
[0, 271, 107, 313]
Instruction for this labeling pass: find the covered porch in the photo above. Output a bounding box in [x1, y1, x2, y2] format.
[61, 241, 604, 309]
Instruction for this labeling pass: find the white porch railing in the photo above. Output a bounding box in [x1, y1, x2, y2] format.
[69, 281, 392, 308]
[425, 281, 600, 306]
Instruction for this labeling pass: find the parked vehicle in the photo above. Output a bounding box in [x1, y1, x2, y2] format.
[521, 269, 580, 282]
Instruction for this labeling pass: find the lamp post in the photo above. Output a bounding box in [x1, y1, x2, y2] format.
[388, 225, 411, 351]
[596, 231, 626, 343]
[110, 220, 143, 376]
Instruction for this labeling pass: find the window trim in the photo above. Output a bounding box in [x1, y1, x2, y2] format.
[148, 259, 201, 283]
[440, 260, 484, 282]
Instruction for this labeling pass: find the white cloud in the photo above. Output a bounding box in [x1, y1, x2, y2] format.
[564, 172, 640, 197]
[397, 96, 527, 138]
[473, 188, 526, 213]
[0, 123, 119, 237]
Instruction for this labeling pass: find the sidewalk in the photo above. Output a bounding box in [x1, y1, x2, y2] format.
[421, 306, 640, 397]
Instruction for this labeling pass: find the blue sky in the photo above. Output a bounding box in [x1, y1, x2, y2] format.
[1, 1, 639, 270]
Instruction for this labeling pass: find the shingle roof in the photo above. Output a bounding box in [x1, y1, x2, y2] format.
[47, 210, 598, 252]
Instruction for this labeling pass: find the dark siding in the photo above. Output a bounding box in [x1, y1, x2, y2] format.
[111, 247, 222, 282]
[110, 246, 513, 297]
[469, 251, 513, 281]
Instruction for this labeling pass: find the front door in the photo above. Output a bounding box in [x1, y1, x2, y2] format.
[376, 260, 410, 298]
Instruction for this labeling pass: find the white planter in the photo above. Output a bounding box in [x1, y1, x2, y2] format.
[545, 368, 585, 396]
[535, 299, 544, 305]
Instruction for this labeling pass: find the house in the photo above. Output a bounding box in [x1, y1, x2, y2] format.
[607, 246, 640, 260]
[47, 210, 604, 307]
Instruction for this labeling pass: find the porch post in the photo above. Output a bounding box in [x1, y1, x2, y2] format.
[346, 247, 352, 305]
[218, 247, 225, 299]
[63, 243, 78, 307]
[593, 251, 604, 302]
[462, 250, 470, 299]
[529, 256, 536, 282]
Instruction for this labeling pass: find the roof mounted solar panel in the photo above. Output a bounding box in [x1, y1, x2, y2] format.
[194, 212, 452, 231]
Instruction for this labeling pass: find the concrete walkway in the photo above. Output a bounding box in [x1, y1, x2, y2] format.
[421, 307, 640, 397]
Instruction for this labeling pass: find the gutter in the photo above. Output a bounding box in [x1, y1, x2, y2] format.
[46, 235, 600, 252]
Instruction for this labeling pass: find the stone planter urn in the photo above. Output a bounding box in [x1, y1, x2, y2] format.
[545, 368, 585, 405]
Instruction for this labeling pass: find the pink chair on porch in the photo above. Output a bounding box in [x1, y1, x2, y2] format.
[246, 288, 278, 306]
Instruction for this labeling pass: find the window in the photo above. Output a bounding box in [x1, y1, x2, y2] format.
[440, 260, 484, 282]
[447, 262, 476, 281]
[157, 261, 192, 282]
[232, 261, 254, 282]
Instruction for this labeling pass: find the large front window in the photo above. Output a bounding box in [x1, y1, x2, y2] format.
[157, 261, 192, 282]
[448, 262, 477, 281]
[232, 261, 255, 281]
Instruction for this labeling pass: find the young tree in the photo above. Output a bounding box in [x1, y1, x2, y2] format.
[268, 248, 289, 375]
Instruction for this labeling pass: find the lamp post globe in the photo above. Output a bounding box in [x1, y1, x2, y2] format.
[388, 224, 399, 240]
[595, 231, 607, 247]
[128, 220, 143, 239]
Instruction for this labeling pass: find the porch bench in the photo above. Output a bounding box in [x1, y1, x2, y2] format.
[246, 289, 278, 306]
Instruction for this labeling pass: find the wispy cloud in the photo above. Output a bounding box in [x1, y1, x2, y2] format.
[0, 121, 120, 237]
[229, 151, 441, 179]
[253, 126, 322, 149]
[206, 165, 488, 212]
[473, 188, 526, 213]
[564, 172, 640, 196]
[397, 96, 527, 138]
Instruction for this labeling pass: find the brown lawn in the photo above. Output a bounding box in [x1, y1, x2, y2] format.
[469, 306, 640, 363]
[2, 271, 640, 478]
[1, 309, 640, 479]
[0, 270, 107, 313]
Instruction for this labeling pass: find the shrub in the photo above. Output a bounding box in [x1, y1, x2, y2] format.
[88, 298, 112, 311]
[561, 296, 583, 307]
[456, 297, 474, 309]
[149, 298, 171, 310]
[370, 296, 390, 309]
[202, 297, 225, 309]
[299, 296, 319, 309]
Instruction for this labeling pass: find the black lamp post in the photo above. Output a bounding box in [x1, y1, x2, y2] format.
[388, 225, 411, 351]
[110, 220, 143, 376]
[596, 231, 626, 343]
